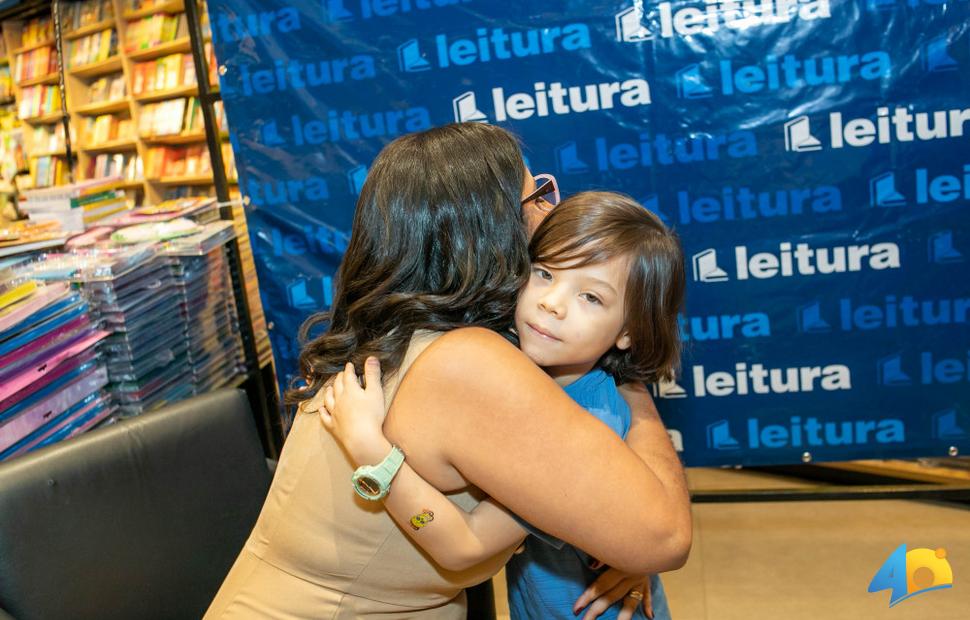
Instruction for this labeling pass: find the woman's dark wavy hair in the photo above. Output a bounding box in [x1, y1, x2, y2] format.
[286, 123, 530, 410]
[529, 191, 685, 385]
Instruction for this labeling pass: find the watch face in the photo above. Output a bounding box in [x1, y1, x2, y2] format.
[357, 476, 381, 497]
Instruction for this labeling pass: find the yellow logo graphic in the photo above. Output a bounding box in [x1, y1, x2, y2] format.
[869, 544, 953, 607]
[409, 509, 434, 530]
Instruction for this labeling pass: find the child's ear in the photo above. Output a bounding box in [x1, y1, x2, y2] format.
[615, 331, 632, 351]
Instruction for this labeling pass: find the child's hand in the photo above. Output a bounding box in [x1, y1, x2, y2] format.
[320, 358, 389, 466]
[573, 567, 653, 620]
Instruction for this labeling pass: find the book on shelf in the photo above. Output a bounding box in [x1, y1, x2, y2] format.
[30, 124, 69, 153]
[132, 52, 197, 95]
[20, 16, 54, 48]
[123, 13, 187, 53]
[61, 0, 115, 32]
[139, 98, 187, 136]
[87, 75, 127, 104]
[13, 46, 56, 83]
[145, 145, 212, 178]
[17, 85, 62, 120]
[83, 113, 134, 144]
[88, 153, 141, 181]
[30, 155, 70, 189]
[0, 66, 13, 100]
[66, 29, 118, 68]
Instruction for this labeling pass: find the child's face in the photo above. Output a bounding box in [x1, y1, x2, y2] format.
[514, 254, 632, 379]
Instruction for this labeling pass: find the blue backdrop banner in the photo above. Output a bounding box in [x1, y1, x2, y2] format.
[205, 0, 970, 466]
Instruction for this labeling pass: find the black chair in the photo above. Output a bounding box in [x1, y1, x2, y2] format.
[0, 389, 272, 620]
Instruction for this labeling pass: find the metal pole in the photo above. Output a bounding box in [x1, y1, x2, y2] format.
[183, 0, 281, 457]
[50, 0, 74, 183]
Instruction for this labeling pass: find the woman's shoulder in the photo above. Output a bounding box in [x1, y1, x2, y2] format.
[407, 327, 540, 391]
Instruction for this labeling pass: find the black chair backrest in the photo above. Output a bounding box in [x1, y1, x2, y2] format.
[0, 389, 272, 620]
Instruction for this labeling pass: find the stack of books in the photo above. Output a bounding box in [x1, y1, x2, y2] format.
[0, 220, 66, 257]
[66, 30, 118, 69]
[20, 178, 131, 232]
[131, 53, 195, 95]
[123, 13, 186, 53]
[0, 275, 112, 462]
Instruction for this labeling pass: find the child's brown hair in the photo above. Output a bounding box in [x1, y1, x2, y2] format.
[529, 191, 685, 384]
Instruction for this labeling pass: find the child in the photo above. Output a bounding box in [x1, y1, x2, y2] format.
[320, 191, 685, 620]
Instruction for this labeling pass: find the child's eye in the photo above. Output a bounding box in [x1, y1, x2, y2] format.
[582, 293, 601, 305]
[533, 267, 552, 280]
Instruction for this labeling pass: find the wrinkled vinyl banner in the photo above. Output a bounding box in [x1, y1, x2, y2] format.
[205, 0, 969, 466]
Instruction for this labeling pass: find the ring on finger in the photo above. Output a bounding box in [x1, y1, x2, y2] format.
[627, 590, 644, 601]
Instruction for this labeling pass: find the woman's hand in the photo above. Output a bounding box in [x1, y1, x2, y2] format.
[572, 567, 653, 620]
[319, 358, 390, 466]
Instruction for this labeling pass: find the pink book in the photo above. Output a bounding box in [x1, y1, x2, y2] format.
[0, 329, 108, 401]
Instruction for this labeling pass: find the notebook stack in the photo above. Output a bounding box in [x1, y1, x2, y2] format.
[0, 271, 113, 462]
[19, 177, 131, 232]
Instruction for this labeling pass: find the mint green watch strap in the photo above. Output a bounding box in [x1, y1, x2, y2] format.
[352, 445, 405, 500]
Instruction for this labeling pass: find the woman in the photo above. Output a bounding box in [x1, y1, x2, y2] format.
[205, 123, 691, 618]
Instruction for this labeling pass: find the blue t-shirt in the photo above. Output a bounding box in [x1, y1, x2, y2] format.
[505, 369, 672, 620]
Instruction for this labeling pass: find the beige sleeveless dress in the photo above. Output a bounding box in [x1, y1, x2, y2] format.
[205, 332, 516, 619]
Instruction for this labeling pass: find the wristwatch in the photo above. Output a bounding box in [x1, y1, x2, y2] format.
[352, 445, 405, 500]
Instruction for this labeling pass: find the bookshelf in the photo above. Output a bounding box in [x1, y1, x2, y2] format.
[0, 0, 232, 202]
[1, 0, 277, 452]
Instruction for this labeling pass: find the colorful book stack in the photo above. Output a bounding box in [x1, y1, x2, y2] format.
[23, 244, 193, 418]
[0, 219, 67, 257]
[20, 178, 131, 232]
[0, 275, 113, 462]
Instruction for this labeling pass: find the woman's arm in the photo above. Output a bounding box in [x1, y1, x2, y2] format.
[383, 328, 692, 575]
[318, 361, 527, 572]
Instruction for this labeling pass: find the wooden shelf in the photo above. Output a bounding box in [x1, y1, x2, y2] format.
[140, 132, 206, 145]
[125, 37, 191, 62]
[63, 19, 115, 41]
[123, 0, 185, 20]
[17, 73, 58, 88]
[13, 38, 54, 55]
[68, 56, 123, 79]
[21, 112, 65, 125]
[148, 174, 214, 186]
[75, 98, 131, 116]
[30, 148, 67, 158]
[133, 83, 197, 103]
[108, 179, 146, 190]
[81, 138, 138, 154]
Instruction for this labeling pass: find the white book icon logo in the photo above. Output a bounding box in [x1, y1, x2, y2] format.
[692, 249, 729, 283]
[784, 116, 822, 152]
[452, 92, 488, 123]
[653, 379, 687, 399]
[615, 6, 651, 42]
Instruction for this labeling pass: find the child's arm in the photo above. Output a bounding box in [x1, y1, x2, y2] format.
[316, 360, 527, 572]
